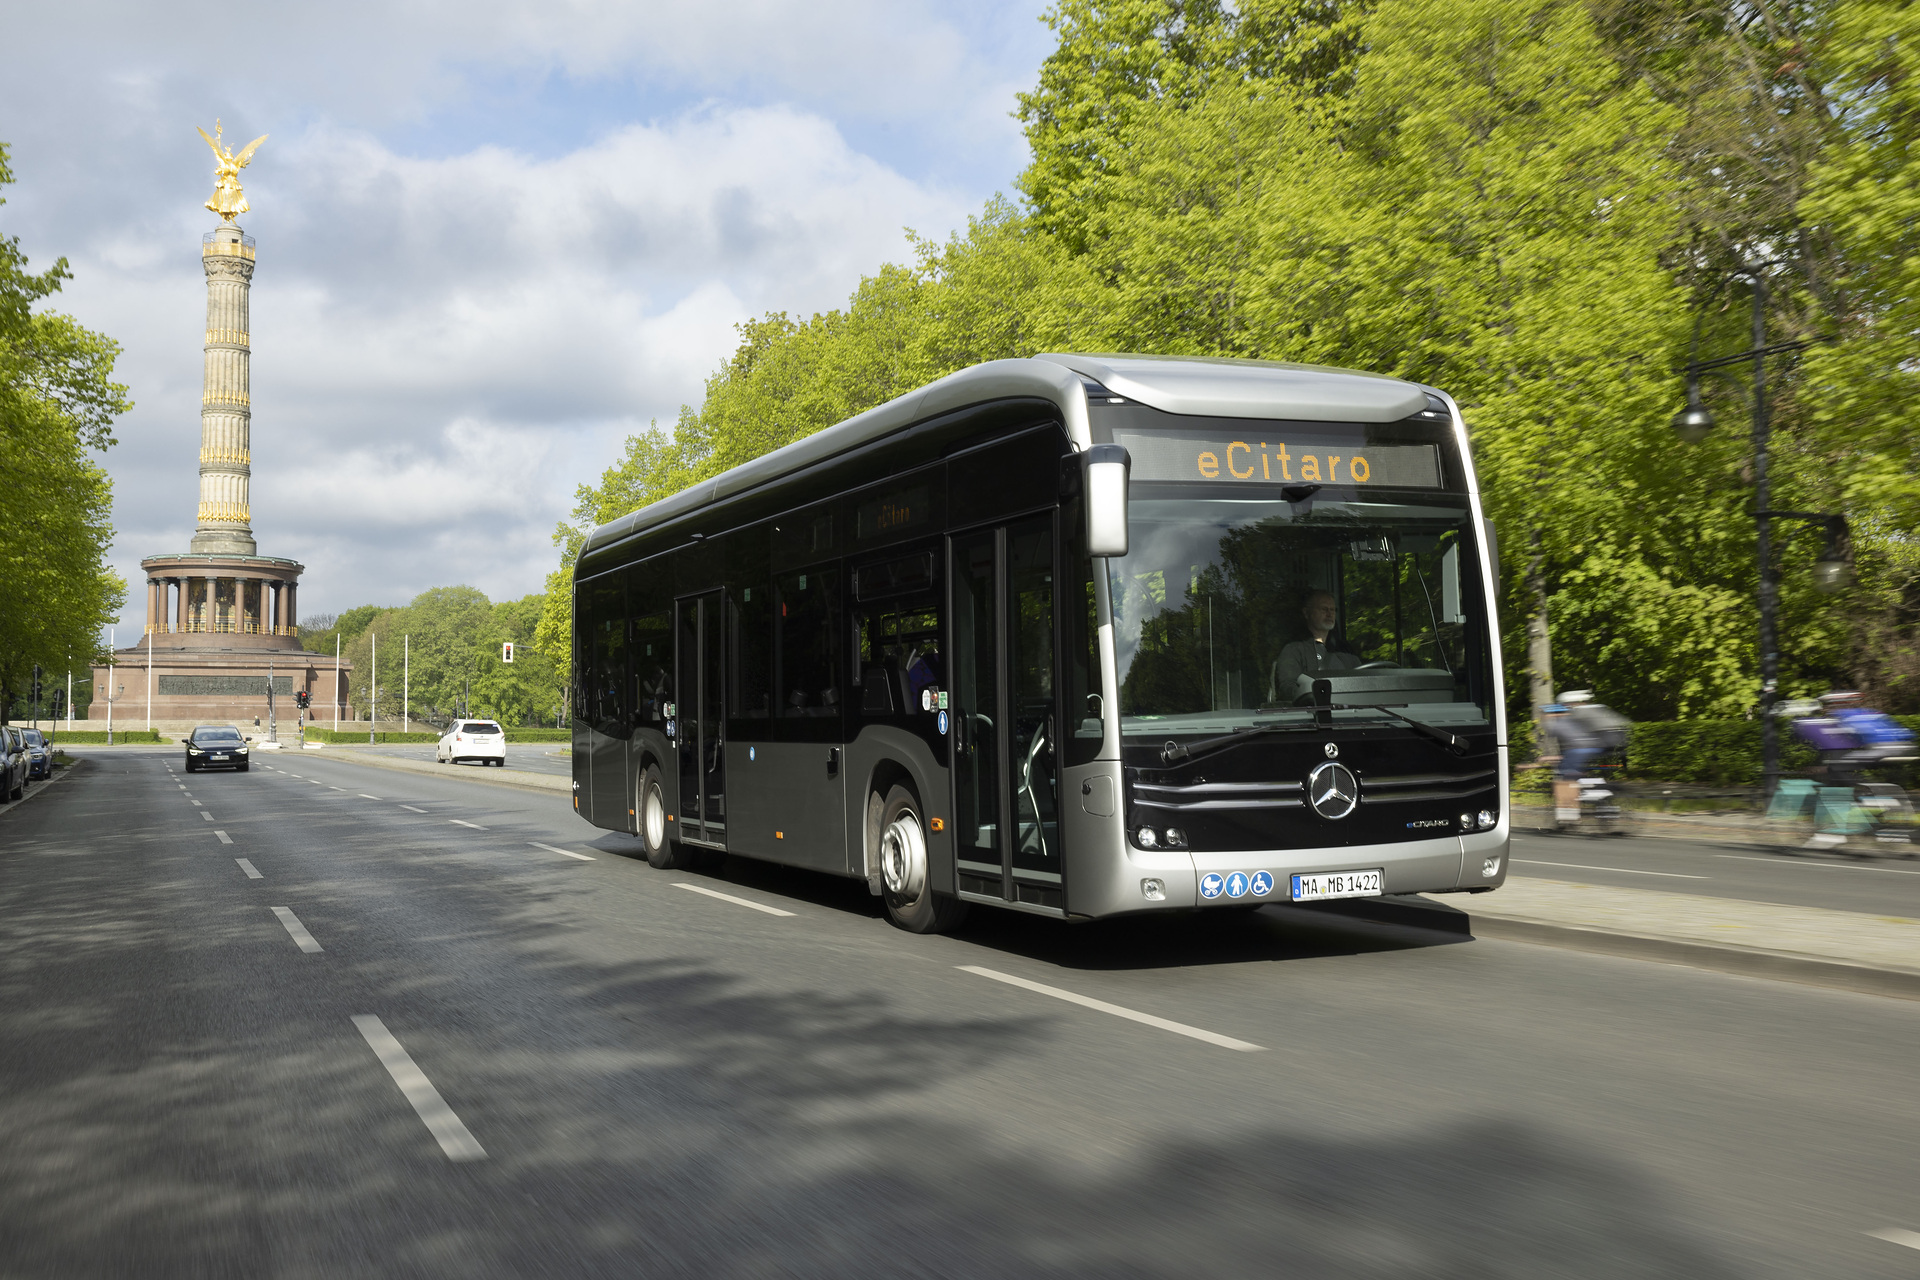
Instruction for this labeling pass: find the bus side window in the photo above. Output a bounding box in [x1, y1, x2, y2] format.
[777, 567, 840, 717]
[631, 610, 672, 724]
[731, 582, 773, 719]
[854, 598, 940, 717]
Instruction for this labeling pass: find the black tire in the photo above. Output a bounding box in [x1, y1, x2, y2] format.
[639, 763, 693, 869]
[876, 784, 968, 934]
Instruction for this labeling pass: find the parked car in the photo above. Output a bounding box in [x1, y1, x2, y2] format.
[184, 725, 251, 772]
[20, 727, 52, 780]
[0, 726, 26, 802]
[437, 720, 506, 767]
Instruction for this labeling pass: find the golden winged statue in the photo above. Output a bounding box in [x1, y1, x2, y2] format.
[197, 120, 268, 222]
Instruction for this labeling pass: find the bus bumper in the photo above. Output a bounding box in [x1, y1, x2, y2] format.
[1066, 832, 1505, 918]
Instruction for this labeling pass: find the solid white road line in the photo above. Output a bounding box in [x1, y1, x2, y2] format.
[530, 841, 594, 861]
[958, 965, 1265, 1052]
[214, 830, 233, 844]
[400, 805, 427, 813]
[236, 858, 262, 879]
[1716, 853, 1920, 876]
[270, 906, 323, 953]
[1868, 1228, 1920, 1250]
[350, 1015, 487, 1162]
[673, 883, 795, 916]
[449, 819, 486, 830]
[1512, 858, 1707, 880]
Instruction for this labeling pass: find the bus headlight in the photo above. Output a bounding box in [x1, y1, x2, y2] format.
[1483, 856, 1502, 877]
[1458, 812, 1475, 831]
[1135, 826, 1159, 848]
[1140, 878, 1166, 901]
[1477, 809, 1496, 830]
[1162, 827, 1188, 848]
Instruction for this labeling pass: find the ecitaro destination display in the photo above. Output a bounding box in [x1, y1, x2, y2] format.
[1113, 427, 1444, 488]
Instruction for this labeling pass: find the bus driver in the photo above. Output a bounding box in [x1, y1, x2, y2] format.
[1267, 589, 1361, 704]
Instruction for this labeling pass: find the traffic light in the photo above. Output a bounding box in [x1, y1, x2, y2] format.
[31, 665, 42, 703]
[294, 691, 311, 710]
[501, 642, 515, 664]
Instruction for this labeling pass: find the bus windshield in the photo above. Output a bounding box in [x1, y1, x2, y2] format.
[1109, 489, 1495, 739]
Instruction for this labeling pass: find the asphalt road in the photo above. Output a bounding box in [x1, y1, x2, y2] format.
[3, 750, 1918, 1277]
[355, 742, 572, 776]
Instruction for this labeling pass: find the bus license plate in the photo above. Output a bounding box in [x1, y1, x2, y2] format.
[1291, 869, 1383, 902]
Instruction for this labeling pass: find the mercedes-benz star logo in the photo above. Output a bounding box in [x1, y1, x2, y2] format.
[1307, 761, 1359, 820]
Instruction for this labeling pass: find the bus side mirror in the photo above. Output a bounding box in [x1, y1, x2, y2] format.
[1084, 444, 1131, 557]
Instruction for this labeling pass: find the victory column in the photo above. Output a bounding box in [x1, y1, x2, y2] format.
[93, 123, 350, 734]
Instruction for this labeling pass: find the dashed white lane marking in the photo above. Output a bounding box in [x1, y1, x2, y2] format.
[310, 780, 324, 786]
[530, 841, 594, 861]
[449, 819, 487, 830]
[958, 965, 1265, 1052]
[400, 805, 427, 813]
[350, 1015, 487, 1162]
[1717, 853, 1920, 876]
[270, 906, 323, 953]
[201, 812, 215, 821]
[359, 794, 380, 800]
[214, 830, 232, 844]
[673, 882, 795, 916]
[236, 858, 262, 879]
[1869, 1228, 1920, 1250]
[1513, 858, 1707, 880]
[189, 799, 202, 806]
[332, 786, 348, 791]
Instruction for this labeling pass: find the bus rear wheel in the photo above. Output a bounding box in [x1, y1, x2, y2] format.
[877, 785, 968, 935]
[639, 763, 691, 869]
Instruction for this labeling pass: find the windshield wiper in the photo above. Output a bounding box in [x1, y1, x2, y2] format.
[1158, 719, 1321, 764]
[1157, 701, 1469, 765]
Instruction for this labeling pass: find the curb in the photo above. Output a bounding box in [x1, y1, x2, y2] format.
[297, 747, 572, 797]
[1314, 894, 1920, 1003]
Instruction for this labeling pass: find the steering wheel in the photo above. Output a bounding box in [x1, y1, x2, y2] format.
[1354, 661, 1397, 670]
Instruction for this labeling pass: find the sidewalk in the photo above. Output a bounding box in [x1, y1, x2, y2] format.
[1335, 877, 1920, 1001]
[1510, 802, 1826, 848]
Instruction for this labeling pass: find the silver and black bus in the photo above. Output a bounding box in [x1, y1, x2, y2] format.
[572, 355, 1509, 932]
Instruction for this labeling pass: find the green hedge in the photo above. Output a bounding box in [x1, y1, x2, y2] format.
[38, 729, 168, 744]
[1507, 714, 1920, 787]
[301, 729, 440, 744]
[505, 728, 569, 742]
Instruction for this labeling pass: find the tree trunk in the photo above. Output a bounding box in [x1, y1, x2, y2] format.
[1526, 525, 1555, 760]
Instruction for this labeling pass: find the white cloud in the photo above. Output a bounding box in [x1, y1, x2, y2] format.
[2, 1, 1051, 627]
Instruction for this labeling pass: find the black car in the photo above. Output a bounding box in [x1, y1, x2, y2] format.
[0, 727, 26, 801]
[20, 727, 52, 780]
[184, 726, 251, 772]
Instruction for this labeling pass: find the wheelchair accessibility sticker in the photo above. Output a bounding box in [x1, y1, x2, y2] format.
[1250, 870, 1274, 897]
[1200, 873, 1224, 899]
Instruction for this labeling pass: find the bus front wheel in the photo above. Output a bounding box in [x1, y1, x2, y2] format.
[639, 763, 692, 869]
[878, 785, 968, 935]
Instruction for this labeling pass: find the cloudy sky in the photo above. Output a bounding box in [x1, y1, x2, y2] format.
[1, 0, 1054, 629]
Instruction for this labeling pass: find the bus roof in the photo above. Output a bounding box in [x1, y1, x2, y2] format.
[581, 354, 1436, 557]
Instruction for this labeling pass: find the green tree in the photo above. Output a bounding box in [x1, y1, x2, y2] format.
[0, 143, 129, 718]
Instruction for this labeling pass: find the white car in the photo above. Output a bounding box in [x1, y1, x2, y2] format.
[437, 719, 507, 767]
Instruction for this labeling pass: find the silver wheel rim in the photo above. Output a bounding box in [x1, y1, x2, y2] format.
[880, 808, 927, 901]
[644, 781, 666, 849]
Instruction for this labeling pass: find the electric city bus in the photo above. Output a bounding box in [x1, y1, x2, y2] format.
[572, 354, 1509, 933]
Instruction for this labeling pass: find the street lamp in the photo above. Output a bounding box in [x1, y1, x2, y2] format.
[1670, 263, 1849, 800]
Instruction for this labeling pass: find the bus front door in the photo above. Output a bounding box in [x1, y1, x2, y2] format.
[675, 591, 727, 847]
[949, 514, 1062, 905]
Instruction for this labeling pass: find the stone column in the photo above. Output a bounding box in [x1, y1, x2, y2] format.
[286, 582, 297, 632]
[205, 575, 218, 632]
[145, 579, 157, 633]
[192, 224, 257, 557]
